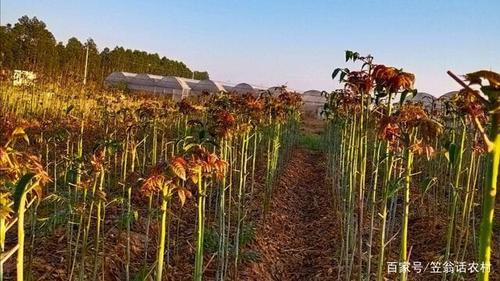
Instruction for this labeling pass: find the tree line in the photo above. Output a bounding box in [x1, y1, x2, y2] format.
[0, 15, 209, 84]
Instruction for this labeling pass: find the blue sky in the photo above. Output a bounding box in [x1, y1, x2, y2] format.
[2, 0, 499, 95]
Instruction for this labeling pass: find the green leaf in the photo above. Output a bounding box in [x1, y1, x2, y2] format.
[448, 143, 458, 165]
[387, 177, 404, 198]
[400, 90, 409, 105]
[345, 50, 353, 62]
[352, 52, 360, 62]
[339, 69, 349, 82]
[13, 173, 36, 213]
[198, 129, 207, 141]
[332, 68, 342, 80]
[420, 177, 437, 194]
[481, 87, 500, 103]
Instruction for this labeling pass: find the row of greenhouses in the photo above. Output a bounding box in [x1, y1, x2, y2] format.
[105, 72, 264, 97]
[104, 72, 326, 116]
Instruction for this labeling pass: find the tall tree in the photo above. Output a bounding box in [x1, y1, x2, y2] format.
[1, 15, 210, 85]
[11, 16, 57, 76]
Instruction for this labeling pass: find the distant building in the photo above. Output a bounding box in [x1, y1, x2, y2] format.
[231, 83, 256, 94]
[302, 90, 325, 117]
[190, 79, 226, 95]
[407, 92, 437, 111]
[13, 70, 36, 87]
[105, 72, 194, 100]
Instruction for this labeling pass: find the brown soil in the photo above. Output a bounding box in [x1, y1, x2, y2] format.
[239, 148, 339, 280]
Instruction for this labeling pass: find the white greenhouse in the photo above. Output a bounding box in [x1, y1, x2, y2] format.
[302, 90, 325, 117]
[231, 83, 256, 94]
[190, 79, 226, 95]
[105, 72, 191, 100]
[266, 86, 288, 96]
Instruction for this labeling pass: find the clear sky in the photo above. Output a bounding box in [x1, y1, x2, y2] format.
[1, 0, 499, 95]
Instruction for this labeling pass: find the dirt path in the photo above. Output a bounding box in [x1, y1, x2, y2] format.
[240, 148, 338, 280]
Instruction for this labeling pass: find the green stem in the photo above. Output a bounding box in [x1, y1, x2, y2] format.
[17, 194, 26, 281]
[400, 132, 415, 281]
[194, 172, 205, 281]
[377, 93, 394, 281]
[477, 112, 499, 281]
[156, 186, 169, 281]
[444, 121, 466, 280]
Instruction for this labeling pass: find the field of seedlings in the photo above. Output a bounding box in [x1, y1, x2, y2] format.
[0, 80, 304, 280]
[323, 53, 499, 281]
[0, 51, 499, 281]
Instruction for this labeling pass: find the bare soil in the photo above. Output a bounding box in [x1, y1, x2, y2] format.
[239, 148, 339, 280]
